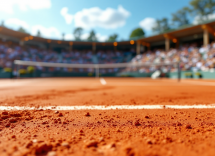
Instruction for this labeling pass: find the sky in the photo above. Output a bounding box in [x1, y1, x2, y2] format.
[0, 0, 192, 41]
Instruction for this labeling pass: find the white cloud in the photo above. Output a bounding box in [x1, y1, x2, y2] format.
[5, 18, 30, 30]
[60, 5, 130, 29]
[193, 14, 215, 25]
[79, 33, 108, 42]
[31, 25, 61, 39]
[5, 18, 61, 39]
[96, 33, 108, 42]
[0, 0, 51, 14]
[139, 17, 156, 31]
[60, 7, 73, 24]
[64, 34, 74, 41]
[63, 33, 107, 42]
[81, 33, 89, 40]
[4, 18, 108, 41]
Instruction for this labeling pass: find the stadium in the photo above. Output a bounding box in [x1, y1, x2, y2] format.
[1, 0, 215, 156]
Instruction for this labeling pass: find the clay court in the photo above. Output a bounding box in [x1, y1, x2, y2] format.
[0, 78, 215, 156]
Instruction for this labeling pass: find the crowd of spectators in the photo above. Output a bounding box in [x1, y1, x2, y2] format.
[1, 40, 215, 75]
[128, 42, 215, 73]
[0, 41, 133, 73]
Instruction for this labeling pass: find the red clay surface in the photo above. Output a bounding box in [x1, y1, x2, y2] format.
[1, 78, 215, 156]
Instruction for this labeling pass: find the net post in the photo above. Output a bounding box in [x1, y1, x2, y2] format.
[95, 65, 99, 78]
[177, 61, 181, 82]
[96, 66, 99, 78]
[16, 64, 20, 79]
[11, 61, 15, 79]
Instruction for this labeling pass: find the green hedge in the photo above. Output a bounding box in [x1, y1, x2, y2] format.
[0, 70, 214, 79]
[169, 71, 215, 79]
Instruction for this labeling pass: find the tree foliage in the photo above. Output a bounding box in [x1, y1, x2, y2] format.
[87, 30, 97, 41]
[172, 7, 191, 27]
[1, 20, 4, 27]
[18, 27, 27, 33]
[152, 18, 171, 34]
[129, 28, 145, 39]
[37, 30, 41, 37]
[107, 34, 118, 42]
[190, 0, 215, 17]
[147, 0, 215, 35]
[73, 27, 83, 41]
[62, 33, 65, 40]
[189, 0, 215, 24]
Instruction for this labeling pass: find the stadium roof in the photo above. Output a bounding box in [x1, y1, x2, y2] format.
[0, 20, 215, 47]
[137, 20, 215, 47]
[0, 26, 132, 46]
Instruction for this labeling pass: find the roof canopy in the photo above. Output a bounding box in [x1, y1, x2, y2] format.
[0, 20, 215, 47]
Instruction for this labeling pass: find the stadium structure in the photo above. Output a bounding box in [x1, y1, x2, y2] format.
[2, 15, 215, 156]
[0, 20, 215, 79]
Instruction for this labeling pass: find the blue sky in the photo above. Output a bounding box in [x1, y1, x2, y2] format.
[0, 0, 191, 41]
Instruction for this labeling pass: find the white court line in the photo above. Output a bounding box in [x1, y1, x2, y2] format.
[1, 104, 215, 111]
[100, 78, 107, 85]
[0, 80, 33, 88]
[183, 80, 215, 86]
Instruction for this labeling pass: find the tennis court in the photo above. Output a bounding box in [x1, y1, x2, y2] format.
[0, 78, 215, 156]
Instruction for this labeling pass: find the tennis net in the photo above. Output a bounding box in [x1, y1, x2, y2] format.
[13, 60, 181, 81]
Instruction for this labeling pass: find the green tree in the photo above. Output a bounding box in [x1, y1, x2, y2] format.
[129, 28, 145, 39]
[172, 7, 191, 27]
[37, 30, 42, 37]
[1, 20, 4, 27]
[152, 18, 171, 34]
[73, 27, 83, 41]
[62, 33, 65, 40]
[18, 27, 27, 33]
[107, 34, 118, 42]
[87, 30, 97, 41]
[190, 0, 215, 21]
